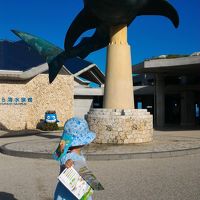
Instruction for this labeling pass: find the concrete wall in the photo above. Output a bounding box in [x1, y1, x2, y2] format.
[74, 96, 93, 119]
[0, 74, 74, 130]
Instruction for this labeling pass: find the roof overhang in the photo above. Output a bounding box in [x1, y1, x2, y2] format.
[0, 63, 49, 80]
[73, 64, 105, 85]
[0, 60, 104, 86]
[74, 87, 104, 96]
[133, 56, 200, 75]
[134, 86, 154, 95]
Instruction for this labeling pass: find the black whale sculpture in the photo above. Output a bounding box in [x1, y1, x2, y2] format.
[65, 0, 179, 56]
[13, 0, 179, 83]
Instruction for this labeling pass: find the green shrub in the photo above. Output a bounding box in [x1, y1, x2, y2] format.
[37, 121, 59, 131]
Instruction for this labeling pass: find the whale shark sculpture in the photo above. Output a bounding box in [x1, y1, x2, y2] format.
[13, 0, 179, 83]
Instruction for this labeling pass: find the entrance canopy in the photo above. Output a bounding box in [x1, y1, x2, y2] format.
[133, 55, 200, 75]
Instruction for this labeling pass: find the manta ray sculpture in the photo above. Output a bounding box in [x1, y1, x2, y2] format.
[13, 0, 179, 83]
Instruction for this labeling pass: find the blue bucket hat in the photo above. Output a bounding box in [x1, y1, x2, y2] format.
[63, 117, 96, 147]
[53, 117, 96, 161]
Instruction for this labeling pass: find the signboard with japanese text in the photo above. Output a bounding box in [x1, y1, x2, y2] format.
[0, 96, 33, 105]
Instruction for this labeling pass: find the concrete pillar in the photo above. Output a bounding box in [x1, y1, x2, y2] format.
[103, 25, 134, 109]
[181, 91, 195, 126]
[155, 74, 165, 128]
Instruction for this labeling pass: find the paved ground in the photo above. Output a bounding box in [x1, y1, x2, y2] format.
[0, 148, 200, 200]
[0, 131, 200, 200]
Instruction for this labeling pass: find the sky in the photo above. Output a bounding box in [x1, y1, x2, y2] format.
[0, 0, 200, 73]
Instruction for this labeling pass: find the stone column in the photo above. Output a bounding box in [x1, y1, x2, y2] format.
[103, 25, 134, 109]
[181, 91, 195, 126]
[155, 74, 165, 128]
[87, 25, 153, 144]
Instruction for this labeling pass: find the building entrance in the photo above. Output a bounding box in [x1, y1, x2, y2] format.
[165, 94, 181, 125]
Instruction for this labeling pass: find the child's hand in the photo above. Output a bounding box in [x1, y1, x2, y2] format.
[65, 159, 74, 168]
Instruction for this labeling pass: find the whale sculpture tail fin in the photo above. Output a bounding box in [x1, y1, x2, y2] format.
[12, 30, 65, 83]
[138, 0, 179, 28]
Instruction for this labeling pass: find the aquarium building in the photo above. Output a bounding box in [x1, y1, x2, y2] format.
[0, 40, 104, 130]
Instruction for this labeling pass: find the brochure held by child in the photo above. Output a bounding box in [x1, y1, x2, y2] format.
[58, 167, 94, 200]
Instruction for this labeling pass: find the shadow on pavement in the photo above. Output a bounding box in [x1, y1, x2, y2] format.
[36, 133, 61, 139]
[0, 130, 41, 138]
[0, 192, 18, 200]
[0, 130, 61, 139]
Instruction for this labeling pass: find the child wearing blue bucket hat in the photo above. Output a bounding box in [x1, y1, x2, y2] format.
[53, 117, 103, 200]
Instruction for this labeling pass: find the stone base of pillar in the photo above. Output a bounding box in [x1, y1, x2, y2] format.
[86, 109, 153, 144]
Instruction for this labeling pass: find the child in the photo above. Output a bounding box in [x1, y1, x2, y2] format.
[54, 117, 96, 200]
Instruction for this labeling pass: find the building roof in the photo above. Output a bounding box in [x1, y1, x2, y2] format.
[133, 54, 200, 75]
[64, 57, 105, 85]
[0, 40, 45, 71]
[0, 40, 105, 85]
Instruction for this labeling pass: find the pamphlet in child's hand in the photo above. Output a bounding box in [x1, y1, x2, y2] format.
[75, 161, 104, 191]
[58, 167, 94, 200]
